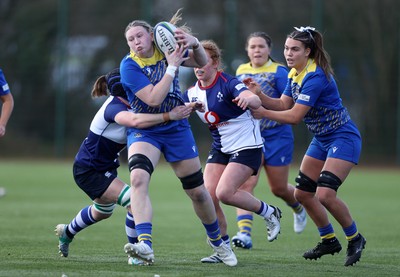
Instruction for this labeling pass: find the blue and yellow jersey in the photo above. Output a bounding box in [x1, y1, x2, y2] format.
[120, 47, 188, 132]
[283, 59, 351, 136]
[236, 60, 288, 133]
[0, 69, 11, 96]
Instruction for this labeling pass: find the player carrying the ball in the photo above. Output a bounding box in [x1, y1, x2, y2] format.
[54, 68, 192, 265]
[120, 9, 237, 266]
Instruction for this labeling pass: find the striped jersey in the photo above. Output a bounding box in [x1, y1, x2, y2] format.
[120, 47, 189, 133]
[236, 59, 288, 133]
[283, 59, 350, 136]
[184, 71, 263, 154]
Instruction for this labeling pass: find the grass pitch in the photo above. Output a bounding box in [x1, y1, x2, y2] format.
[0, 160, 399, 277]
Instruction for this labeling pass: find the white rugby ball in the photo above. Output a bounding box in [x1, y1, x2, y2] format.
[153, 21, 177, 55]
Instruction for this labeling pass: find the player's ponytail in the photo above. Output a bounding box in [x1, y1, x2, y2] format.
[289, 26, 334, 79]
[91, 75, 108, 98]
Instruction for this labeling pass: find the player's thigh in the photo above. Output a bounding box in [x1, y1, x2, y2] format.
[299, 155, 325, 181]
[322, 157, 355, 182]
[98, 177, 128, 204]
[127, 141, 161, 165]
[170, 156, 202, 178]
[204, 162, 226, 196]
[218, 162, 254, 194]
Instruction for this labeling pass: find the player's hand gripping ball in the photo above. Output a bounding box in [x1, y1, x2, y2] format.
[153, 21, 178, 55]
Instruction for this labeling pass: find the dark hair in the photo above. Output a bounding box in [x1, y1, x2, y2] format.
[288, 27, 334, 78]
[91, 68, 127, 99]
[245, 32, 275, 62]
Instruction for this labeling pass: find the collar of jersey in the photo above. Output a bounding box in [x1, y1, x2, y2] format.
[129, 47, 164, 67]
[288, 58, 317, 84]
[198, 71, 223, 90]
[237, 59, 279, 75]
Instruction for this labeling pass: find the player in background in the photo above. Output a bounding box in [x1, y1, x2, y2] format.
[120, 9, 237, 266]
[248, 26, 366, 266]
[232, 32, 307, 250]
[55, 68, 192, 265]
[183, 40, 282, 264]
[0, 68, 14, 198]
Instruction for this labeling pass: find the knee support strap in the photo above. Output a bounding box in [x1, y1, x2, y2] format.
[295, 171, 317, 193]
[128, 153, 154, 175]
[93, 201, 116, 215]
[179, 169, 204, 190]
[317, 171, 342, 191]
[117, 184, 131, 208]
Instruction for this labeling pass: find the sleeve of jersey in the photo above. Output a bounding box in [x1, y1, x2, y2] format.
[230, 77, 248, 98]
[0, 70, 10, 95]
[182, 90, 189, 102]
[275, 66, 289, 94]
[296, 73, 324, 107]
[120, 59, 151, 94]
[103, 99, 128, 123]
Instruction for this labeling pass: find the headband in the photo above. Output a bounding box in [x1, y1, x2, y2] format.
[294, 26, 315, 42]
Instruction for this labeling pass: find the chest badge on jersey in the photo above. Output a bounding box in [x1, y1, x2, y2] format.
[217, 91, 224, 102]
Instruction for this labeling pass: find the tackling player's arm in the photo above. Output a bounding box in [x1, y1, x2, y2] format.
[233, 90, 261, 110]
[251, 102, 311, 125]
[114, 105, 192, 128]
[243, 77, 293, 111]
[134, 45, 188, 107]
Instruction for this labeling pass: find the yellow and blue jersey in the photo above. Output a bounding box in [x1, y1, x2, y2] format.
[236, 60, 288, 134]
[0, 69, 11, 96]
[120, 47, 188, 132]
[283, 59, 351, 136]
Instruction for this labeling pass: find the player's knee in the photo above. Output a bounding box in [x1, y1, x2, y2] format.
[270, 185, 287, 198]
[216, 191, 231, 204]
[128, 154, 154, 175]
[295, 171, 317, 193]
[179, 169, 204, 190]
[92, 201, 116, 217]
[116, 184, 131, 208]
[317, 171, 342, 192]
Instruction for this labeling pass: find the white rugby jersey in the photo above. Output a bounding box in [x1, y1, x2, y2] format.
[184, 72, 262, 154]
[75, 96, 129, 171]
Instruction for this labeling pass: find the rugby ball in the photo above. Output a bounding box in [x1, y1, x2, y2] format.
[154, 21, 177, 55]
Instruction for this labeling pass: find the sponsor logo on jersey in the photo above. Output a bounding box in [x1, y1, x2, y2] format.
[235, 83, 246, 90]
[298, 94, 310, 102]
[205, 111, 220, 124]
